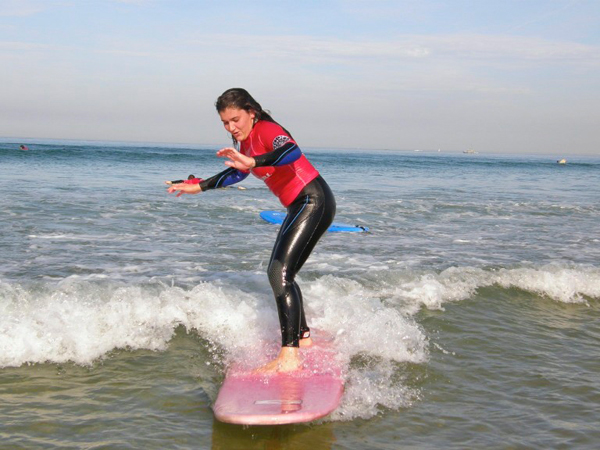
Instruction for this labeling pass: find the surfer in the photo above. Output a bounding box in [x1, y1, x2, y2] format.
[165, 174, 203, 185]
[19, 144, 29, 151]
[168, 88, 336, 372]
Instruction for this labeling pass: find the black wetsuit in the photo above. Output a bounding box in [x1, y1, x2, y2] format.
[268, 175, 335, 347]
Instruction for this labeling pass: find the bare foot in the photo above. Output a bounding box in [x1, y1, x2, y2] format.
[299, 337, 313, 348]
[254, 347, 302, 374]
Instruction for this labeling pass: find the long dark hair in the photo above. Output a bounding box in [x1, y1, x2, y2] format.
[215, 88, 292, 146]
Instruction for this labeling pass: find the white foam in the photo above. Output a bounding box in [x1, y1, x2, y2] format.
[382, 264, 600, 312]
[303, 275, 427, 364]
[493, 265, 600, 304]
[1, 262, 597, 420]
[331, 360, 419, 421]
[0, 273, 429, 420]
[302, 275, 429, 420]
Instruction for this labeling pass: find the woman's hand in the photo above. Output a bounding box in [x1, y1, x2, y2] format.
[167, 183, 201, 197]
[217, 147, 256, 171]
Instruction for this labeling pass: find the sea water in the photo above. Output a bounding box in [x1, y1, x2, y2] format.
[1, 139, 599, 449]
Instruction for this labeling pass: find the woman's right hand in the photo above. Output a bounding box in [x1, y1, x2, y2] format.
[217, 147, 256, 171]
[167, 183, 202, 197]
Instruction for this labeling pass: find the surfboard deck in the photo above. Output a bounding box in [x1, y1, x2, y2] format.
[213, 339, 344, 425]
[259, 210, 369, 233]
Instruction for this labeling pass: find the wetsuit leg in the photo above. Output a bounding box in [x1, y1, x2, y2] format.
[267, 176, 336, 347]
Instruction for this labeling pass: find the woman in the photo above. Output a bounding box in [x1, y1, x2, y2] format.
[168, 88, 336, 372]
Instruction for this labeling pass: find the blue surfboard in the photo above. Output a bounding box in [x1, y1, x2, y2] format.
[259, 211, 369, 233]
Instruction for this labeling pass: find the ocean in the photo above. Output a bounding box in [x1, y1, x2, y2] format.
[1, 139, 599, 449]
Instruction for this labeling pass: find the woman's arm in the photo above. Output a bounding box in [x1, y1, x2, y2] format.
[199, 167, 249, 190]
[167, 167, 248, 197]
[167, 182, 201, 197]
[253, 141, 302, 167]
[217, 140, 303, 171]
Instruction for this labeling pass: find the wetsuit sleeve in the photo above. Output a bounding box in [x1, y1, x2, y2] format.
[253, 141, 302, 167]
[199, 167, 249, 191]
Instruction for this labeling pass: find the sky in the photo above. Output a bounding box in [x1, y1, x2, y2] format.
[1, 0, 599, 155]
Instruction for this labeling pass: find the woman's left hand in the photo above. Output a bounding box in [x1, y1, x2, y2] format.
[217, 147, 255, 171]
[167, 183, 201, 197]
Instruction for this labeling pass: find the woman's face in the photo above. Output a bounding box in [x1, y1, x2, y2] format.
[219, 107, 256, 142]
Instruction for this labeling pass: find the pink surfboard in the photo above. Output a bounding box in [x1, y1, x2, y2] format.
[213, 339, 344, 425]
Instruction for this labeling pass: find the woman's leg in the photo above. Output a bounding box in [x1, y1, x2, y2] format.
[255, 178, 335, 373]
[264, 177, 335, 360]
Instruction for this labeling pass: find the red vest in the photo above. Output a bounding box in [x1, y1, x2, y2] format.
[240, 121, 319, 207]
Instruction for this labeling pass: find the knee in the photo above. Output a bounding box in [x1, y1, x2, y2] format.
[267, 259, 291, 297]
